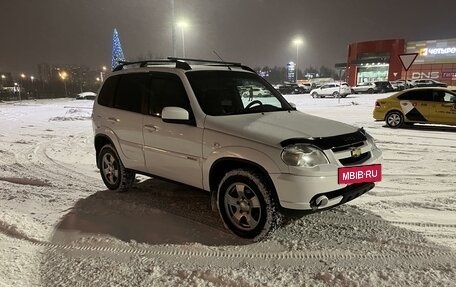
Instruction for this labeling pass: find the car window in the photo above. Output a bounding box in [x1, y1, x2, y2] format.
[186, 70, 290, 116]
[97, 75, 120, 107]
[398, 90, 434, 101]
[443, 92, 456, 102]
[113, 73, 148, 113]
[148, 73, 191, 117]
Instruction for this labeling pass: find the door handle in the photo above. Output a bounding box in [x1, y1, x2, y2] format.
[107, 117, 119, 123]
[144, 124, 157, 132]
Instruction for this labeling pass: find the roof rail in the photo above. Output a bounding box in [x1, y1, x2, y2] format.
[112, 57, 255, 73]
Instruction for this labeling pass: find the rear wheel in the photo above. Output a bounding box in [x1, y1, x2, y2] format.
[99, 144, 135, 191]
[385, 111, 404, 128]
[367, 88, 374, 94]
[311, 92, 319, 98]
[332, 91, 340, 98]
[217, 169, 283, 241]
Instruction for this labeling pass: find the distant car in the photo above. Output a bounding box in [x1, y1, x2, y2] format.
[395, 79, 414, 89]
[276, 83, 306, 95]
[373, 87, 456, 128]
[241, 86, 272, 98]
[298, 83, 312, 93]
[410, 79, 447, 88]
[372, 81, 394, 93]
[389, 81, 404, 91]
[76, 92, 96, 100]
[310, 82, 351, 98]
[352, 82, 376, 94]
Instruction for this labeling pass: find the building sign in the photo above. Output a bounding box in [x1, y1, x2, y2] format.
[411, 72, 439, 79]
[286, 62, 296, 83]
[420, 47, 456, 56]
[407, 38, 456, 64]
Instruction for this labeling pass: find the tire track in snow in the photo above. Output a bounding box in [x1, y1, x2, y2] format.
[1, 234, 454, 267]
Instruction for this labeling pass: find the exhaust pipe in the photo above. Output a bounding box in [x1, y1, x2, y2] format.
[315, 195, 329, 208]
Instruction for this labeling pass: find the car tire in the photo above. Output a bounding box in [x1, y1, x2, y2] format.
[217, 169, 283, 241]
[311, 92, 319, 98]
[385, 111, 404, 128]
[367, 88, 374, 94]
[99, 144, 135, 191]
[332, 91, 340, 98]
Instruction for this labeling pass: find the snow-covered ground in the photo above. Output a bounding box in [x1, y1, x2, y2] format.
[0, 94, 455, 286]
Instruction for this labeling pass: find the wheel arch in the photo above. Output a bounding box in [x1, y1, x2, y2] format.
[384, 109, 403, 121]
[207, 156, 283, 217]
[94, 134, 116, 169]
[208, 158, 276, 194]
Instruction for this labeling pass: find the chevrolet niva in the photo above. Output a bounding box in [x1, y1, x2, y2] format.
[92, 58, 382, 240]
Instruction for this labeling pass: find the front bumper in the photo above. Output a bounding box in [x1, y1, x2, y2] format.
[270, 172, 375, 210]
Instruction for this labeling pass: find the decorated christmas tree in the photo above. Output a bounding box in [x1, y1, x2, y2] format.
[111, 28, 125, 70]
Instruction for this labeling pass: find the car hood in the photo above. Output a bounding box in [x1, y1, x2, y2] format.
[204, 110, 359, 147]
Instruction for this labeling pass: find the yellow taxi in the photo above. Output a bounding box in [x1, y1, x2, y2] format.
[373, 87, 456, 128]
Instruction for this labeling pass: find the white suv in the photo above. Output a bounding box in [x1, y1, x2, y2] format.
[92, 58, 382, 240]
[310, 82, 351, 98]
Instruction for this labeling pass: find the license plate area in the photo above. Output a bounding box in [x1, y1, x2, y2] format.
[338, 164, 382, 184]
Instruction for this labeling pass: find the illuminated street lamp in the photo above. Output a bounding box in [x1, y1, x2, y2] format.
[177, 20, 188, 57]
[59, 71, 68, 97]
[100, 66, 107, 81]
[1, 75, 5, 88]
[292, 38, 303, 82]
[30, 76, 35, 98]
[14, 82, 21, 101]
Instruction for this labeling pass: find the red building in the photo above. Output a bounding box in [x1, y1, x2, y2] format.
[344, 38, 456, 87]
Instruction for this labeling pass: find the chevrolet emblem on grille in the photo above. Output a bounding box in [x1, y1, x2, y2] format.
[351, 147, 362, 158]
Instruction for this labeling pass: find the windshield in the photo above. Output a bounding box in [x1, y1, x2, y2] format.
[186, 70, 292, 116]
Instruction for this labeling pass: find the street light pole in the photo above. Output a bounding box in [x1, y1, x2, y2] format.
[177, 21, 188, 58]
[171, 0, 176, 57]
[293, 38, 303, 83]
[30, 76, 35, 98]
[59, 71, 68, 97]
[20, 73, 26, 100]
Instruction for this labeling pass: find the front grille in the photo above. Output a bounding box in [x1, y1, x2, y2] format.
[339, 152, 371, 166]
[331, 141, 364, 152]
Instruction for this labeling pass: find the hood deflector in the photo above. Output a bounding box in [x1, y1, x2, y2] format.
[280, 129, 367, 150]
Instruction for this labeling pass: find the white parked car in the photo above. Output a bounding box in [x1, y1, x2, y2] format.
[92, 58, 382, 240]
[76, 91, 96, 100]
[310, 82, 351, 98]
[351, 82, 376, 94]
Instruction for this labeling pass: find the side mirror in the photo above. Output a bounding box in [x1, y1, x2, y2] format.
[162, 106, 191, 124]
[289, 102, 297, 110]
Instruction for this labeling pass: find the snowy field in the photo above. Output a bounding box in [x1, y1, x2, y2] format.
[0, 93, 455, 286]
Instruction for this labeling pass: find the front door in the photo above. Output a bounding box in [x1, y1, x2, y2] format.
[142, 72, 203, 188]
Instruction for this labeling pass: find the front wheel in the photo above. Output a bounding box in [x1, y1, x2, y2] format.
[332, 91, 340, 98]
[311, 92, 319, 98]
[385, 111, 404, 128]
[217, 169, 283, 241]
[99, 144, 135, 191]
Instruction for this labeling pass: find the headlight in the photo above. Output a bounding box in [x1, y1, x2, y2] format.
[281, 144, 329, 167]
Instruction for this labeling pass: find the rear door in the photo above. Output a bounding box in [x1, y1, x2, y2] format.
[95, 73, 147, 171]
[397, 90, 432, 122]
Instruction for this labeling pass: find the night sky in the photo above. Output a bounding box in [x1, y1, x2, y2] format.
[2, 0, 456, 74]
